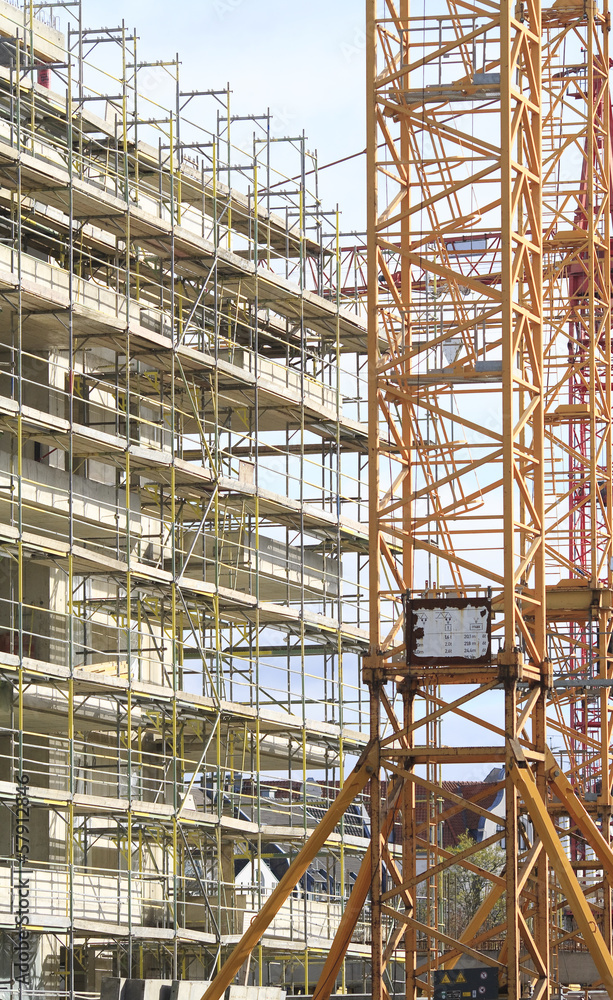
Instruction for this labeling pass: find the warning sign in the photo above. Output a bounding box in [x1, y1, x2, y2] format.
[433, 966, 498, 1000]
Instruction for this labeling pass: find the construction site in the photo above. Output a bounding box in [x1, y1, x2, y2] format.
[5, 0, 613, 998]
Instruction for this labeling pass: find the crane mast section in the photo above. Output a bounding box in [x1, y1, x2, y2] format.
[367, 0, 613, 996]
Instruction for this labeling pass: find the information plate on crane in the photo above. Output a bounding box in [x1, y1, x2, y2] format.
[433, 967, 498, 1000]
[405, 597, 491, 667]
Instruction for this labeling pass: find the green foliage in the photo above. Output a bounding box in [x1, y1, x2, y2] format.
[441, 833, 506, 939]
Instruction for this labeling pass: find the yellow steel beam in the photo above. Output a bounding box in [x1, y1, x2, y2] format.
[311, 778, 403, 1000]
[198, 740, 379, 1000]
[545, 747, 613, 881]
[509, 742, 613, 997]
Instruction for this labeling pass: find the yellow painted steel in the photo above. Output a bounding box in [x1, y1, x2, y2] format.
[510, 743, 613, 995]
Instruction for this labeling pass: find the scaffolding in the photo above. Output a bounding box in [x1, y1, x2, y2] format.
[0, 1, 371, 996]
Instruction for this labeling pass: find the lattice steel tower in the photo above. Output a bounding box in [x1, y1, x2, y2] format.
[366, 0, 613, 996]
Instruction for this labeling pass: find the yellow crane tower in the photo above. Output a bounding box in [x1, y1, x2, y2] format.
[200, 0, 613, 998]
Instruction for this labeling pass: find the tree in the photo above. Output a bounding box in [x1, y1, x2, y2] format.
[441, 833, 506, 941]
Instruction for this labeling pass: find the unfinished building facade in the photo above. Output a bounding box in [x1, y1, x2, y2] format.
[0, 2, 371, 996]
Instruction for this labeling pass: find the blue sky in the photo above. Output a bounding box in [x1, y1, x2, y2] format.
[62, 0, 367, 234]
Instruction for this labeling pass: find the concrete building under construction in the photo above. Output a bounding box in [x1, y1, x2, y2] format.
[0, 2, 372, 996]
[10, 1, 613, 999]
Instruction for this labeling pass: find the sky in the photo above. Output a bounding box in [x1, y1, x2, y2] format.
[57, 0, 367, 236]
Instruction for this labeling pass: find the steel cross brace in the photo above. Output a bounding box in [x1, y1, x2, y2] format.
[509, 740, 613, 997]
[199, 739, 379, 1000]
